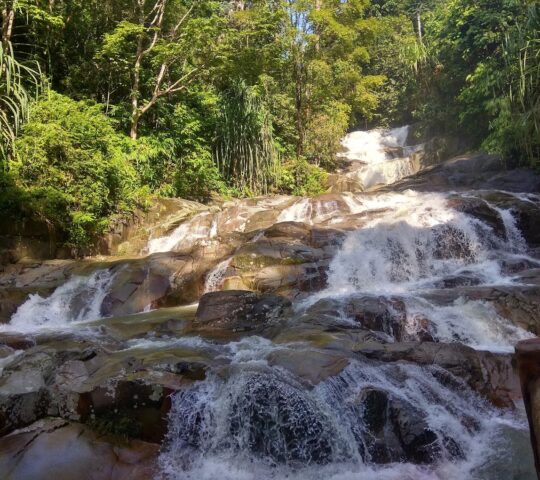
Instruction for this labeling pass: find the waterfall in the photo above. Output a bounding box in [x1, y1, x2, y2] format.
[148, 212, 217, 254]
[4, 269, 114, 333]
[159, 342, 530, 480]
[300, 189, 536, 351]
[204, 258, 232, 293]
[340, 126, 423, 190]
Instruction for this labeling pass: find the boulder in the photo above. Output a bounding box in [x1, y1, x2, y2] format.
[267, 349, 349, 386]
[358, 342, 520, 407]
[195, 290, 291, 334]
[516, 338, 540, 477]
[0, 418, 159, 480]
[358, 387, 444, 464]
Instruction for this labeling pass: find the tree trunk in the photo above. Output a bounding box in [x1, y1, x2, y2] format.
[314, 0, 322, 52]
[416, 9, 423, 45]
[130, 2, 145, 140]
[294, 57, 304, 158]
[1, 2, 15, 49]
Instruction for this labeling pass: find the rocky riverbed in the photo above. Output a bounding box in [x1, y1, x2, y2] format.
[1, 127, 539, 479]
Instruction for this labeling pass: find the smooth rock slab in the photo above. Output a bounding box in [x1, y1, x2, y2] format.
[0, 418, 159, 480]
[195, 290, 292, 333]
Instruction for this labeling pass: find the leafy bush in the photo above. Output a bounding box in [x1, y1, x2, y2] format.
[174, 146, 229, 202]
[7, 91, 145, 248]
[278, 157, 328, 197]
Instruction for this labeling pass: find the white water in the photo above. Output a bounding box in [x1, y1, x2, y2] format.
[204, 258, 232, 293]
[160, 346, 532, 480]
[339, 126, 423, 190]
[299, 189, 535, 351]
[4, 269, 114, 333]
[148, 212, 217, 254]
[3, 126, 536, 479]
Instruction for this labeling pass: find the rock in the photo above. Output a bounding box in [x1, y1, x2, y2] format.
[0, 418, 159, 480]
[267, 349, 349, 386]
[447, 196, 506, 239]
[422, 284, 540, 335]
[302, 295, 412, 341]
[358, 387, 443, 464]
[358, 342, 520, 407]
[226, 372, 334, 465]
[232, 240, 322, 270]
[195, 290, 291, 333]
[387, 152, 540, 193]
[516, 338, 540, 476]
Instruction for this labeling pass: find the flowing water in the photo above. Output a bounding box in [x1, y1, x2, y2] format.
[2, 127, 538, 479]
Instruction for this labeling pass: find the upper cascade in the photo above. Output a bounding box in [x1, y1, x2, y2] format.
[338, 126, 424, 190]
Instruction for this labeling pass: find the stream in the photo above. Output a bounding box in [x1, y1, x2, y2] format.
[1, 126, 539, 479]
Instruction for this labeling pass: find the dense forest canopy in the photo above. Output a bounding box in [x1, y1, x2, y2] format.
[1, 0, 539, 249]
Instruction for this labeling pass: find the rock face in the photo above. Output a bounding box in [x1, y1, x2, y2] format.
[195, 290, 292, 334]
[0, 198, 208, 265]
[516, 338, 540, 476]
[0, 418, 159, 480]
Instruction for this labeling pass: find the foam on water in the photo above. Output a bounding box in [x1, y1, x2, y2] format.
[299, 189, 534, 351]
[159, 354, 533, 480]
[4, 269, 114, 333]
[148, 212, 217, 253]
[340, 126, 422, 189]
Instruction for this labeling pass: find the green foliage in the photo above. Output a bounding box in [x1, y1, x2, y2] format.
[174, 147, 228, 202]
[3, 0, 538, 256]
[304, 100, 351, 168]
[0, 42, 41, 169]
[8, 91, 145, 248]
[278, 157, 328, 197]
[214, 81, 278, 195]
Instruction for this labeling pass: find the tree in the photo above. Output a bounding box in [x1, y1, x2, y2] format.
[97, 0, 223, 139]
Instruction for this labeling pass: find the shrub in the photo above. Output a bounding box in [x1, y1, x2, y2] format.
[8, 91, 145, 248]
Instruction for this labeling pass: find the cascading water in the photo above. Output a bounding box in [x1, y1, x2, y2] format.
[159, 341, 532, 480]
[2, 125, 538, 479]
[148, 212, 218, 254]
[3, 269, 114, 332]
[339, 126, 423, 190]
[301, 189, 538, 351]
[157, 128, 538, 479]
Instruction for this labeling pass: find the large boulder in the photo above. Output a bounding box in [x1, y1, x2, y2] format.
[0, 418, 159, 480]
[194, 290, 291, 334]
[358, 387, 445, 464]
[516, 338, 540, 476]
[358, 342, 520, 407]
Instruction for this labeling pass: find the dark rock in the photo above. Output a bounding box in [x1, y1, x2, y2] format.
[516, 338, 540, 477]
[357, 387, 443, 464]
[195, 290, 291, 333]
[358, 342, 520, 408]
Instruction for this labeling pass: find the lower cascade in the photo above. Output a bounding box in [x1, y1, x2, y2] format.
[1, 127, 539, 479]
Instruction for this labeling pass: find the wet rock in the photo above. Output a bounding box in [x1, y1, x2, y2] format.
[358, 387, 442, 464]
[423, 284, 540, 335]
[0, 418, 159, 480]
[388, 152, 540, 193]
[516, 338, 540, 476]
[227, 373, 334, 465]
[303, 295, 410, 341]
[448, 196, 506, 239]
[358, 342, 520, 407]
[195, 290, 291, 333]
[249, 262, 329, 297]
[232, 240, 322, 270]
[267, 349, 349, 386]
